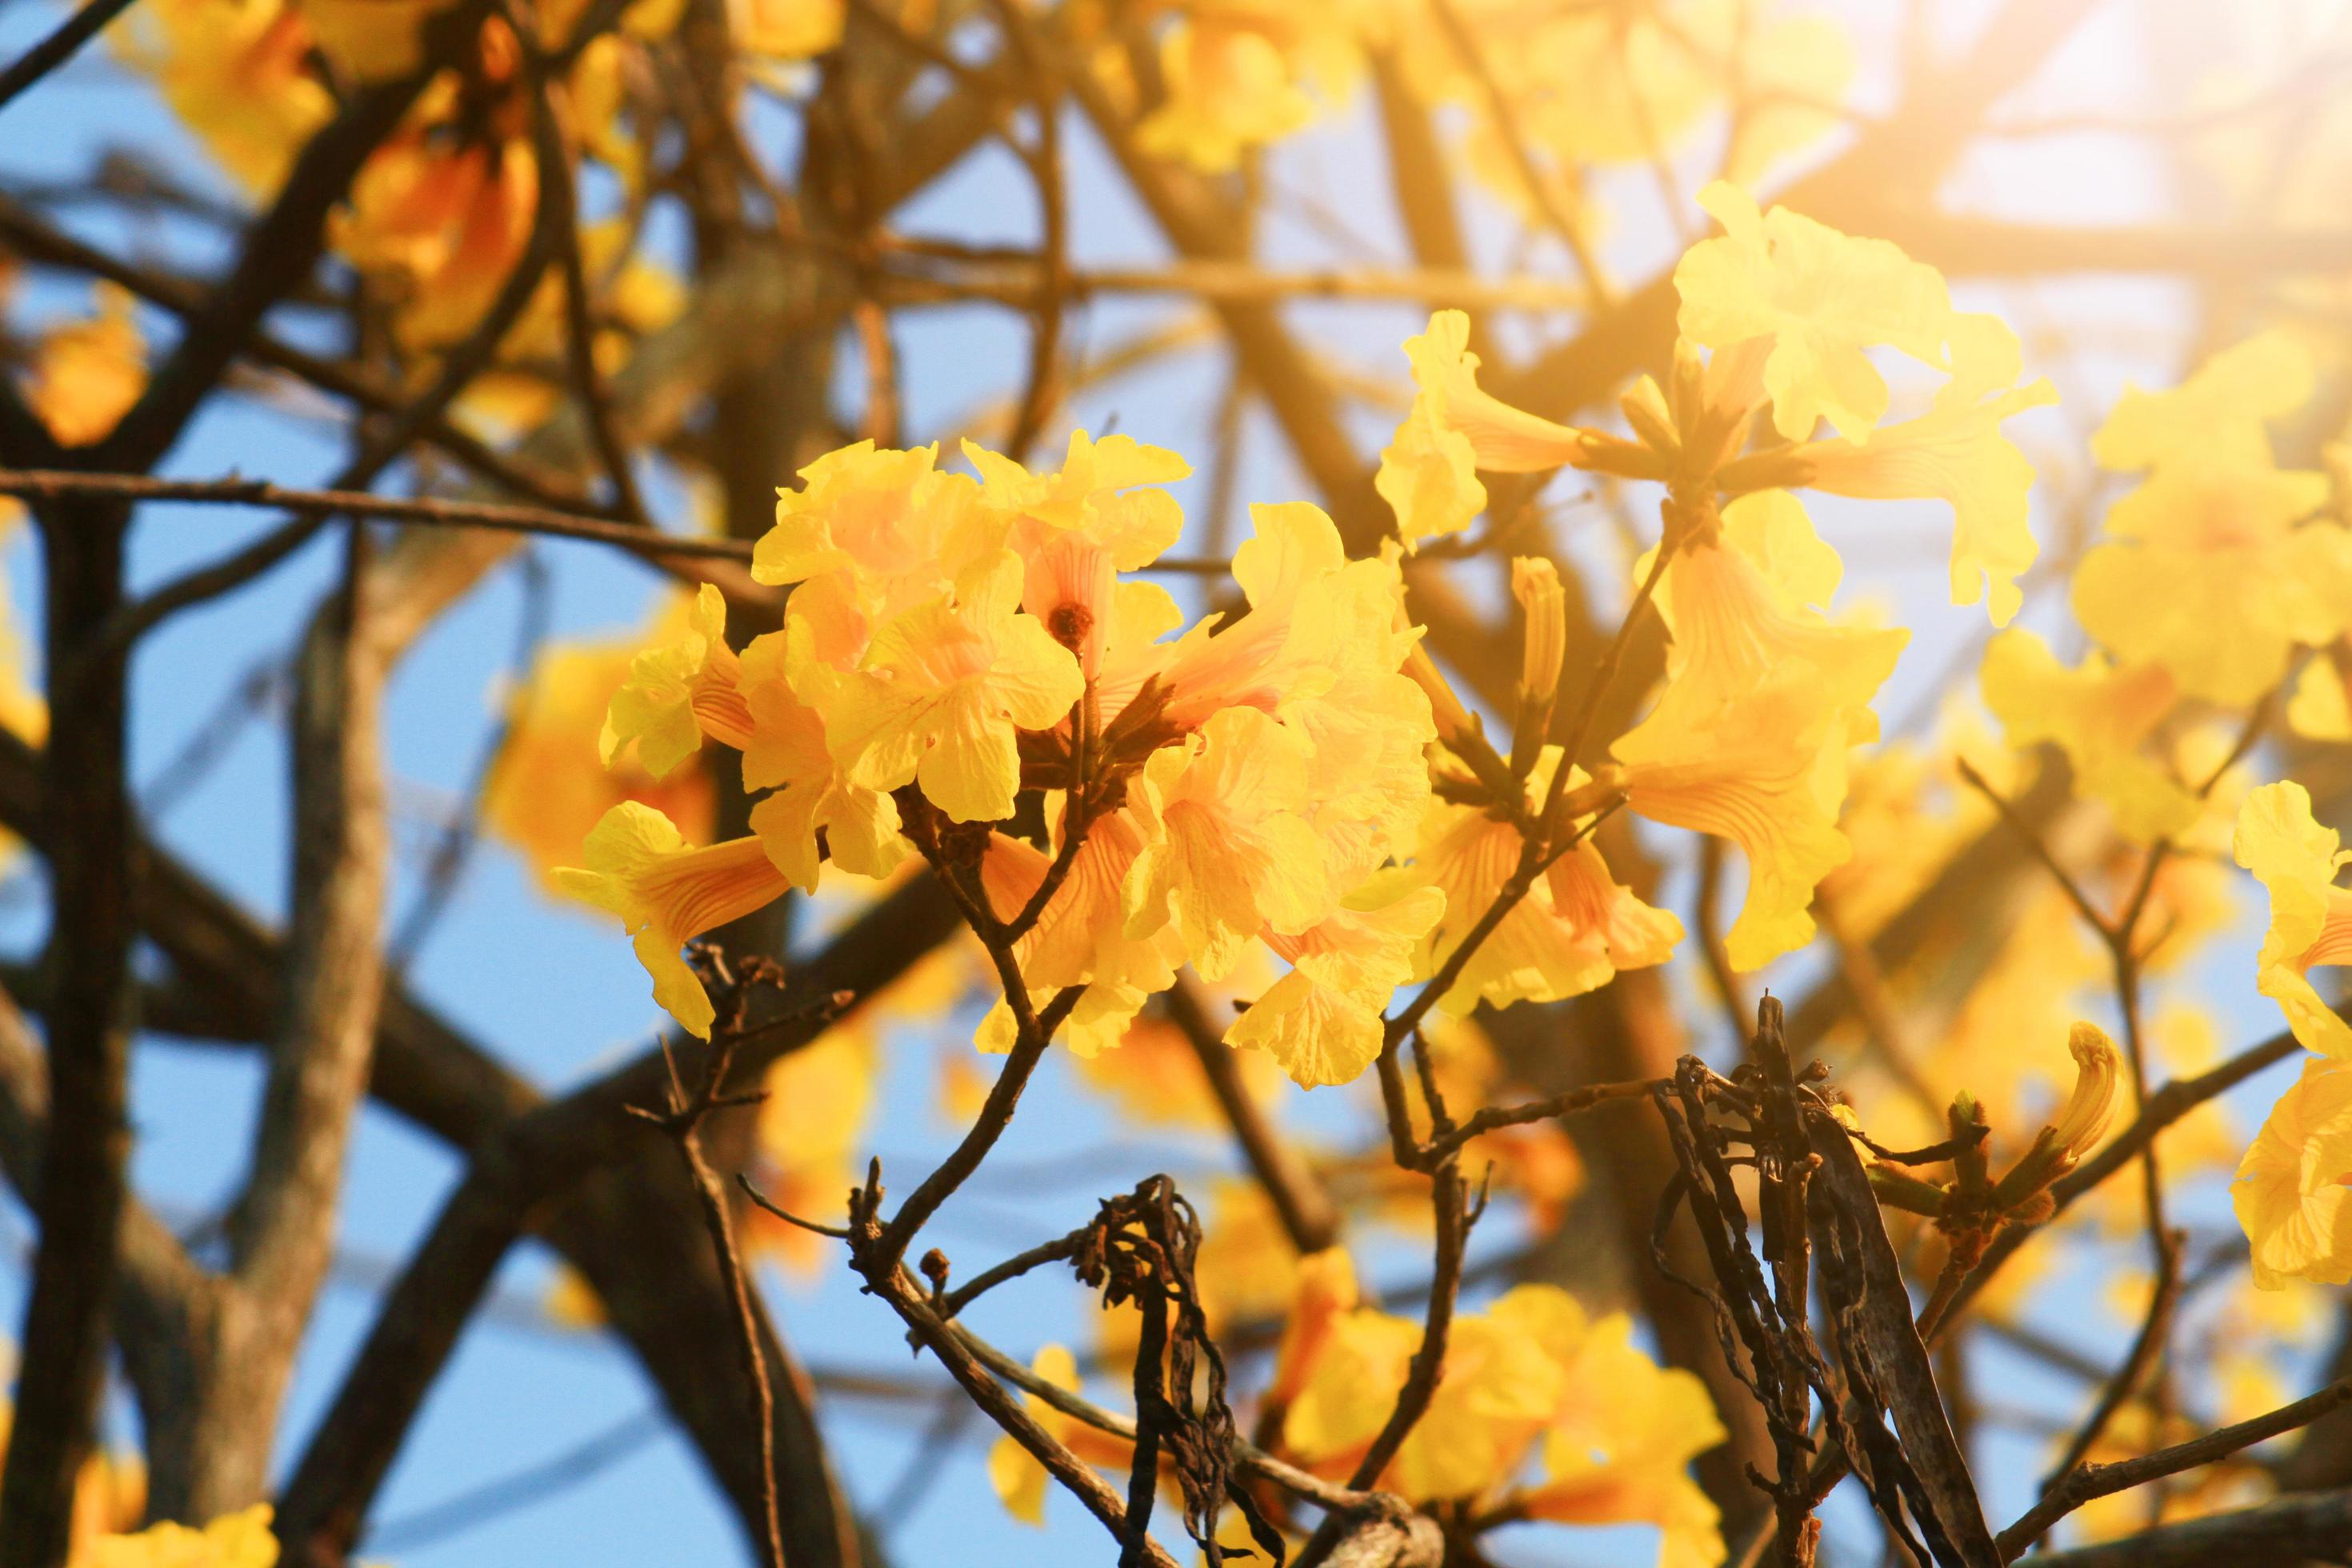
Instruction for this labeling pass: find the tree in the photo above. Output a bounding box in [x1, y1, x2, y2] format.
[1, 1, 2351, 1565]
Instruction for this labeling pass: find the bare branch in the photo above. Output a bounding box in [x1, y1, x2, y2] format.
[1996, 1378, 2352, 1559]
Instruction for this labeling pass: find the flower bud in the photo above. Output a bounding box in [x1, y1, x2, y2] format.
[1619, 374, 1680, 456]
[1989, 1022, 2122, 1212]
[1949, 1090, 1991, 1199]
[1510, 558, 1566, 773]
[1402, 639, 1518, 803]
[2050, 1022, 2122, 1165]
[1668, 338, 1708, 431]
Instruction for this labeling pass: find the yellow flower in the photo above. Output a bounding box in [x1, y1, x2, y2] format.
[1281, 1281, 1722, 1538]
[1980, 629, 2197, 843]
[114, 0, 332, 193]
[731, 0, 842, 58]
[755, 441, 987, 608]
[1281, 1307, 1422, 1474]
[26, 284, 147, 448]
[979, 805, 1182, 1058]
[2048, 1022, 2122, 1168]
[1124, 706, 1332, 980]
[2072, 457, 2350, 708]
[986, 1345, 1133, 1526]
[554, 803, 793, 1037]
[1386, 1289, 1570, 1502]
[1160, 502, 1356, 724]
[2286, 655, 2352, 742]
[1674, 180, 1952, 442]
[965, 430, 1187, 677]
[1155, 505, 1437, 886]
[2094, 330, 2312, 474]
[1512, 557, 1568, 727]
[1617, 676, 1866, 970]
[1791, 311, 2055, 626]
[0, 1390, 146, 1555]
[485, 617, 718, 898]
[86, 1504, 277, 1568]
[599, 584, 758, 778]
[1520, 1313, 1726, 1568]
[1396, 756, 1679, 1014]
[336, 123, 539, 350]
[296, 0, 453, 81]
[1266, 1248, 1359, 1410]
[1377, 386, 1486, 549]
[818, 551, 1083, 823]
[1134, 2, 1370, 170]
[1647, 491, 1906, 720]
[1230, 882, 1446, 1087]
[542, 1265, 605, 1330]
[737, 624, 906, 891]
[1614, 494, 1901, 969]
[1382, 311, 1600, 479]
[2234, 1055, 2352, 1289]
[2234, 781, 2352, 1058]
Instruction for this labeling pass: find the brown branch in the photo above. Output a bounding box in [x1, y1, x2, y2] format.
[1164, 976, 1342, 1254]
[1416, 1077, 1661, 1168]
[0, 193, 594, 511]
[0, 470, 756, 562]
[0, 979, 227, 1522]
[2022, 1236, 2182, 1546]
[0, 488, 136, 1568]
[1425, 0, 1610, 302]
[862, 1266, 1183, 1567]
[1813, 887, 1942, 1118]
[0, 0, 143, 114]
[145, 526, 403, 1517]
[629, 963, 798, 1568]
[521, 39, 650, 526]
[90, 107, 571, 663]
[1344, 1160, 1469, 1493]
[868, 986, 1078, 1268]
[1955, 757, 2114, 941]
[96, 0, 486, 472]
[2002, 1483, 2352, 1567]
[934, 1286, 1381, 1517]
[932, 1230, 1086, 1321]
[1367, 48, 1469, 278]
[272, 875, 957, 1562]
[982, 0, 1066, 461]
[1995, 1378, 2352, 1560]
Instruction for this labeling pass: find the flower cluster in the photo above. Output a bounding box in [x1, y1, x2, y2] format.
[553, 186, 2074, 1089]
[562, 431, 1442, 1081]
[990, 1266, 1726, 1568]
[84, 1505, 277, 1568]
[2230, 781, 2352, 1286]
[1115, 0, 1848, 222]
[110, 0, 714, 374]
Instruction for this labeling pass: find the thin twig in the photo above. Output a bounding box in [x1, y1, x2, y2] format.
[1994, 1376, 2352, 1559]
[1165, 976, 1342, 1253]
[0, 470, 752, 560]
[0, 0, 143, 116]
[630, 961, 793, 1568]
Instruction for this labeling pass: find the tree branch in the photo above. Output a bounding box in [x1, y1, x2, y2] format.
[1995, 1378, 2352, 1559]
